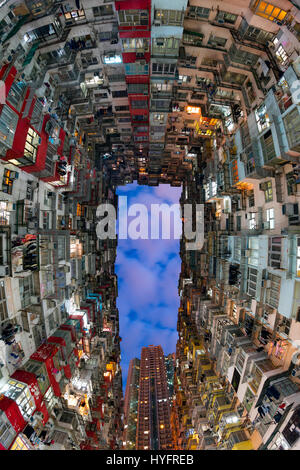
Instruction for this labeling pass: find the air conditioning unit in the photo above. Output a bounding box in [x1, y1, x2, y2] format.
[30, 296, 41, 304]
[244, 250, 250, 257]
[263, 280, 271, 288]
[263, 221, 270, 229]
[246, 374, 253, 382]
[63, 265, 70, 273]
[154, 20, 161, 26]
[48, 242, 55, 249]
[138, 60, 146, 65]
[0, 265, 9, 277]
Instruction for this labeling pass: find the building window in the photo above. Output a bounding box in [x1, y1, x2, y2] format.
[10, 435, 29, 450]
[115, 105, 129, 112]
[283, 107, 300, 152]
[247, 267, 258, 296]
[268, 236, 282, 269]
[153, 114, 164, 122]
[0, 415, 16, 450]
[42, 211, 51, 229]
[57, 236, 65, 260]
[188, 6, 210, 18]
[154, 10, 184, 26]
[182, 31, 203, 47]
[275, 44, 288, 65]
[6, 82, 27, 111]
[236, 215, 241, 231]
[152, 83, 172, 93]
[131, 100, 148, 109]
[248, 237, 259, 266]
[64, 9, 85, 23]
[1, 380, 36, 421]
[118, 117, 131, 123]
[243, 25, 274, 44]
[262, 180, 273, 202]
[248, 190, 255, 207]
[152, 63, 176, 75]
[286, 172, 296, 196]
[111, 90, 128, 98]
[24, 23, 58, 43]
[255, 104, 270, 133]
[102, 54, 122, 64]
[276, 315, 291, 336]
[118, 9, 148, 26]
[125, 63, 149, 75]
[122, 38, 149, 53]
[127, 84, 148, 95]
[252, 1, 288, 23]
[215, 11, 237, 24]
[152, 38, 180, 54]
[207, 34, 227, 48]
[0, 280, 8, 323]
[93, 5, 113, 17]
[30, 99, 44, 133]
[260, 129, 276, 162]
[249, 212, 256, 230]
[266, 208, 275, 229]
[24, 128, 40, 164]
[19, 275, 34, 309]
[0, 105, 19, 148]
[2, 169, 17, 195]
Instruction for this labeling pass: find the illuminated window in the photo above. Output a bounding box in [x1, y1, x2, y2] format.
[76, 203, 83, 217]
[10, 435, 30, 450]
[1, 380, 35, 420]
[266, 208, 275, 229]
[249, 212, 256, 230]
[103, 54, 122, 64]
[24, 128, 40, 164]
[122, 38, 149, 52]
[64, 9, 85, 24]
[262, 181, 273, 202]
[253, 0, 287, 22]
[275, 44, 288, 65]
[255, 104, 270, 133]
[154, 9, 184, 26]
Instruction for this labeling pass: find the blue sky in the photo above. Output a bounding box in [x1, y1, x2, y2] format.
[115, 183, 182, 389]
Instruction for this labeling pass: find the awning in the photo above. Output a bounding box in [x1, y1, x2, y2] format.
[3, 14, 30, 43]
[22, 42, 40, 67]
